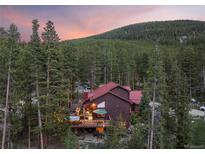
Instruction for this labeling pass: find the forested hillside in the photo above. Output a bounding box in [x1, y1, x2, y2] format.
[0, 20, 205, 149]
[86, 20, 205, 44]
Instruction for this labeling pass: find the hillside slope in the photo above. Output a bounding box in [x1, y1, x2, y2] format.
[83, 20, 205, 43]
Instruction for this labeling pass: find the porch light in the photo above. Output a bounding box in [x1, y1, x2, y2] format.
[91, 103, 97, 109]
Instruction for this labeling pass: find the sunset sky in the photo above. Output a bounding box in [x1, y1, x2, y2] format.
[0, 5, 205, 41]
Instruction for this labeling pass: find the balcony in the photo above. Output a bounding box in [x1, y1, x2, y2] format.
[70, 120, 110, 128]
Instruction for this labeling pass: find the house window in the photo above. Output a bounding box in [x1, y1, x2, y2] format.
[97, 101, 105, 108]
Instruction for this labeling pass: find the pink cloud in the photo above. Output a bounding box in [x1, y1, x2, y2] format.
[0, 6, 163, 41]
[0, 6, 32, 28]
[56, 6, 160, 40]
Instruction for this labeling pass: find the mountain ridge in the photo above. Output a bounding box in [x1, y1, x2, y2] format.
[69, 20, 205, 43]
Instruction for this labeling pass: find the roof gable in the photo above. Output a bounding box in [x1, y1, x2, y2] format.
[85, 91, 132, 106]
[86, 82, 131, 101]
[83, 82, 142, 106]
[86, 82, 118, 100]
[108, 92, 132, 104]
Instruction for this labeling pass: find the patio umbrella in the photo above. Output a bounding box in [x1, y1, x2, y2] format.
[93, 109, 107, 114]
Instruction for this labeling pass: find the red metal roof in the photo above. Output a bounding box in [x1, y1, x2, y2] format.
[83, 91, 132, 108]
[109, 91, 132, 104]
[87, 82, 118, 101]
[129, 90, 142, 105]
[83, 82, 142, 105]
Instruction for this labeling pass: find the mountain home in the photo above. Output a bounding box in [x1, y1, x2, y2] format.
[80, 82, 142, 124]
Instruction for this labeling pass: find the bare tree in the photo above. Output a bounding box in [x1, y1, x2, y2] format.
[36, 81, 44, 149]
[148, 44, 159, 149]
[1, 52, 11, 149]
[149, 77, 156, 149]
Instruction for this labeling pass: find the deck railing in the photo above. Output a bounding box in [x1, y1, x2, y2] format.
[70, 120, 110, 128]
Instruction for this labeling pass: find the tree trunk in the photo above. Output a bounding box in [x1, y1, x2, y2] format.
[67, 86, 71, 110]
[189, 70, 192, 98]
[36, 81, 44, 149]
[203, 68, 205, 89]
[91, 65, 96, 90]
[149, 77, 156, 149]
[46, 56, 50, 125]
[126, 72, 130, 85]
[27, 99, 32, 149]
[147, 121, 151, 149]
[45, 56, 50, 147]
[28, 116, 31, 149]
[149, 44, 158, 149]
[118, 71, 121, 85]
[104, 66, 107, 83]
[1, 53, 11, 149]
[110, 51, 113, 81]
[7, 126, 12, 149]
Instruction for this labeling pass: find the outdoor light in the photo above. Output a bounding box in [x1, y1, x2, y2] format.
[91, 103, 97, 109]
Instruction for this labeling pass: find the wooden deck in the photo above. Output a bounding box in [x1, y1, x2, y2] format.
[70, 120, 110, 128]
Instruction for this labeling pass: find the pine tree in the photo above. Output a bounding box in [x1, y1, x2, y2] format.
[0, 28, 8, 112]
[14, 45, 33, 148]
[128, 124, 145, 149]
[177, 46, 197, 98]
[64, 128, 78, 149]
[145, 44, 170, 148]
[29, 19, 45, 149]
[41, 20, 62, 147]
[158, 53, 176, 149]
[158, 63, 172, 149]
[191, 119, 205, 148]
[60, 43, 78, 108]
[172, 61, 191, 148]
[1, 24, 20, 149]
[104, 121, 121, 149]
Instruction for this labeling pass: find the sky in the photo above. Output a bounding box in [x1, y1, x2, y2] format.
[0, 5, 205, 41]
